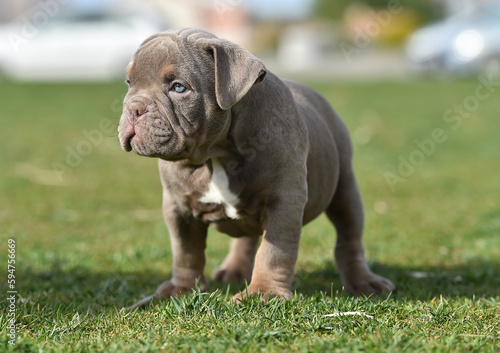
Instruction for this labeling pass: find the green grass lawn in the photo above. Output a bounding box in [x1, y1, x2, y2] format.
[1, 78, 499, 352]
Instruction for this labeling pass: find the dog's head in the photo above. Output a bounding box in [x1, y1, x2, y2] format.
[118, 27, 266, 162]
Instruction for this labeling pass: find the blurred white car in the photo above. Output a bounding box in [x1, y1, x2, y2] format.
[0, 12, 166, 81]
[405, 4, 500, 77]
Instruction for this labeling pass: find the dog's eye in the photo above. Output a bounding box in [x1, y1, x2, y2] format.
[173, 83, 188, 94]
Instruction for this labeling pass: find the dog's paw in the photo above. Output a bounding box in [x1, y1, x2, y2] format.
[212, 266, 251, 284]
[127, 279, 208, 310]
[231, 285, 290, 304]
[155, 280, 199, 298]
[231, 291, 274, 304]
[343, 272, 395, 296]
[128, 282, 191, 310]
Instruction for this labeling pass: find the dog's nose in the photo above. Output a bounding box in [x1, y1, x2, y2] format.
[129, 101, 147, 120]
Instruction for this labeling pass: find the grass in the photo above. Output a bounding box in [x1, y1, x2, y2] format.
[1, 78, 499, 352]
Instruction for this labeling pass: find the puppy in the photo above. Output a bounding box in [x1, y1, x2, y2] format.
[118, 27, 395, 304]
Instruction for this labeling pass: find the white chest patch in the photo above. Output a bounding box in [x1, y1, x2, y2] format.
[199, 159, 240, 219]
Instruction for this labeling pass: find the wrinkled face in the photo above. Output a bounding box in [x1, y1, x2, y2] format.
[118, 28, 266, 163]
[118, 30, 220, 161]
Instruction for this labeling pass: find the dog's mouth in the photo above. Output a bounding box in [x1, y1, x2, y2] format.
[120, 123, 136, 152]
[119, 115, 196, 160]
[118, 94, 202, 160]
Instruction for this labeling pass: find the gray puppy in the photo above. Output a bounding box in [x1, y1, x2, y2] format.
[118, 27, 395, 304]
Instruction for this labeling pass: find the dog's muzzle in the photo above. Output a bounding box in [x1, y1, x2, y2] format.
[119, 96, 173, 154]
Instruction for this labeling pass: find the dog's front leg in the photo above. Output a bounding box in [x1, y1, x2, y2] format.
[233, 199, 305, 302]
[155, 192, 209, 298]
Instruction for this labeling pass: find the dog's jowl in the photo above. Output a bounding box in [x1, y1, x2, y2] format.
[118, 27, 395, 305]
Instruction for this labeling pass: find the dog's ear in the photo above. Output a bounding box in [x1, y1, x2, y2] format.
[203, 39, 267, 110]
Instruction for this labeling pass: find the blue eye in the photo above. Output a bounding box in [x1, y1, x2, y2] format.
[173, 83, 188, 93]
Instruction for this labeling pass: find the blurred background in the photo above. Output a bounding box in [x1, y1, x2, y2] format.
[1, 0, 499, 308]
[1, 0, 500, 81]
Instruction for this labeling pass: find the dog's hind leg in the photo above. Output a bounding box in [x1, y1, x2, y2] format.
[212, 236, 259, 284]
[326, 163, 395, 295]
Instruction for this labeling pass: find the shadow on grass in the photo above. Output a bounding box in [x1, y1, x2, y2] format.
[9, 264, 250, 314]
[294, 260, 500, 301]
[9, 259, 500, 315]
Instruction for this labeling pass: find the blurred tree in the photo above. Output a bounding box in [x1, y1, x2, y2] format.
[314, 0, 350, 20]
[314, 0, 441, 23]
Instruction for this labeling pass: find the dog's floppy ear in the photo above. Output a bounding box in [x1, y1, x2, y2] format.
[203, 39, 267, 110]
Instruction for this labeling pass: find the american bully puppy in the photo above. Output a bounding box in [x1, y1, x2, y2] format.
[118, 27, 395, 305]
